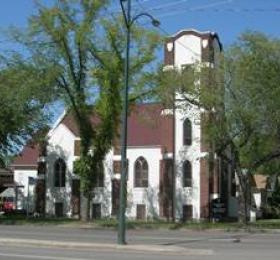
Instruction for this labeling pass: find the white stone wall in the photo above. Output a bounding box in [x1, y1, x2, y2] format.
[174, 105, 202, 220]
[126, 146, 162, 219]
[91, 149, 113, 218]
[13, 169, 37, 211]
[46, 119, 163, 219]
[46, 123, 77, 217]
[42, 30, 226, 220]
[111, 147, 162, 219]
[79, 146, 162, 219]
[174, 34, 201, 66]
[173, 33, 204, 220]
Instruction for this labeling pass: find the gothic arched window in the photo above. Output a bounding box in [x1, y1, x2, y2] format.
[54, 158, 66, 187]
[183, 118, 192, 146]
[134, 157, 148, 187]
[183, 160, 192, 187]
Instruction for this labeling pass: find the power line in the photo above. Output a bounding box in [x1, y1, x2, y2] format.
[135, 0, 201, 57]
[97, 0, 280, 18]
[188, 7, 280, 12]
[109, 0, 157, 13]
[137, 0, 234, 14]
[149, 0, 234, 18]
[154, 7, 280, 20]
[188, 0, 234, 11]
[138, 0, 191, 12]
[136, 0, 280, 20]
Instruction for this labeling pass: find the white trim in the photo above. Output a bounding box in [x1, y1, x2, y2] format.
[162, 153, 173, 159]
[49, 123, 76, 140]
[171, 28, 216, 38]
[113, 174, 121, 180]
[113, 155, 121, 161]
[163, 65, 174, 71]
[47, 110, 67, 138]
[210, 193, 219, 200]
[161, 109, 174, 116]
[37, 157, 46, 162]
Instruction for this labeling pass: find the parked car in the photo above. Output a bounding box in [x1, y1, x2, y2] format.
[2, 197, 15, 212]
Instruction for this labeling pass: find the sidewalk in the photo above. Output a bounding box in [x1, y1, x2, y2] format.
[0, 238, 213, 256]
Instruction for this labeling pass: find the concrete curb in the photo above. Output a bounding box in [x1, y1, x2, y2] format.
[0, 238, 213, 256]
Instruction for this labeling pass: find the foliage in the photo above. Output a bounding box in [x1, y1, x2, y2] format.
[158, 31, 280, 222]
[225, 32, 280, 172]
[0, 56, 55, 166]
[3, 0, 161, 219]
[4, 214, 280, 230]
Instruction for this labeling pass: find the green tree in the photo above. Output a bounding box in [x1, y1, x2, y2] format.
[158, 31, 280, 223]
[5, 0, 161, 220]
[0, 56, 55, 166]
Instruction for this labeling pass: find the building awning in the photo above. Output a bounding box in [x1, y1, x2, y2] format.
[0, 188, 15, 198]
[2, 183, 24, 188]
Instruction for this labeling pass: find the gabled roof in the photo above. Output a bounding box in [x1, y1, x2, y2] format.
[56, 109, 100, 137]
[61, 103, 174, 150]
[11, 144, 39, 167]
[60, 112, 80, 137]
[126, 103, 173, 149]
[11, 103, 174, 168]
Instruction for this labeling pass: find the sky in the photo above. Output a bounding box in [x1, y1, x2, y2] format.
[0, 0, 279, 121]
[135, 0, 280, 46]
[0, 0, 279, 48]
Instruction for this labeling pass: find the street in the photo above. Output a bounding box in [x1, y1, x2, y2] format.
[0, 225, 279, 259]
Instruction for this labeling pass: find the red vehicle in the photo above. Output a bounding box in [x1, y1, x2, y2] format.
[2, 197, 15, 212]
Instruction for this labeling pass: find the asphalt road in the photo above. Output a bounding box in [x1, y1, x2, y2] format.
[0, 225, 279, 259]
[0, 225, 240, 245]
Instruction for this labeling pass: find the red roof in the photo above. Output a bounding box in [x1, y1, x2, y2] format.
[12, 144, 39, 166]
[60, 111, 100, 137]
[12, 103, 174, 167]
[62, 103, 174, 152]
[127, 103, 173, 150]
[61, 112, 80, 136]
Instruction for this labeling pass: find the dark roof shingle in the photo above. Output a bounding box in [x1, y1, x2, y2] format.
[12, 103, 174, 166]
[12, 144, 39, 166]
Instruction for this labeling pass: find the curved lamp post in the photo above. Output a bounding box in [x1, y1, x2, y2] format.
[118, 0, 160, 245]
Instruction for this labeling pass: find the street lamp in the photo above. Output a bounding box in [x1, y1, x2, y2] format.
[118, 0, 160, 245]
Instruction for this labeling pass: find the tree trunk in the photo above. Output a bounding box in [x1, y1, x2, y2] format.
[80, 192, 90, 222]
[208, 150, 215, 221]
[235, 167, 248, 225]
[231, 145, 248, 225]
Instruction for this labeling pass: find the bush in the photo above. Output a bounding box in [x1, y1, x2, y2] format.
[262, 206, 280, 219]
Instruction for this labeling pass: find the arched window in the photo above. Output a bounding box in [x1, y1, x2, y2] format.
[183, 160, 192, 187]
[183, 118, 192, 145]
[134, 157, 148, 187]
[54, 158, 66, 187]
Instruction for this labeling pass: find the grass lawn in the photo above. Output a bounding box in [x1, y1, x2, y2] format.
[0, 213, 79, 226]
[1, 213, 280, 230]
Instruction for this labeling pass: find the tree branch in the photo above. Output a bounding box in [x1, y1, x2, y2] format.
[77, 39, 86, 90]
[252, 149, 280, 171]
[56, 76, 81, 121]
[61, 37, 79, 87]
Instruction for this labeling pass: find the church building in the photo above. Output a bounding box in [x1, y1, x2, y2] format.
[12, 29, 238, 221]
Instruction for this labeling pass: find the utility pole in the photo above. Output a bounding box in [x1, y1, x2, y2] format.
[118, 0, 160, 245]
[118, 0, 131, 245]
